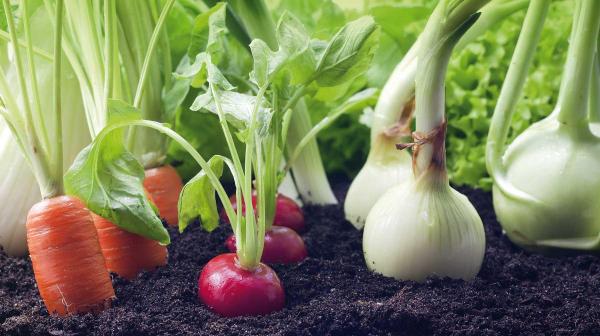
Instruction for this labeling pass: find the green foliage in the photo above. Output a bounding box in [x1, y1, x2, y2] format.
[65, 100, 170, 244]
[178, 156, 223, 232]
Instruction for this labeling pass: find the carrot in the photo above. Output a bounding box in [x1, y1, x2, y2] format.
[143, 164, 183, 226]
[93, 214, 168, 280]
[26, 196, 115, 316]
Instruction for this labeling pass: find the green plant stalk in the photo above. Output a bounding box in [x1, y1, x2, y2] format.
[0, 30, 53, 60]
[228, 0, 338, 205]
[486, 0, 550, 199]
[370, 0, 528, 155]
[22, 0, 50, 160]
[2, 0, 57, 198]
[556, 0, 600, 130]
[52, 0, 64, 194]
[415, 0, 490, 176]
[590, 50, 600, 124]
[132, 0, 175, 110]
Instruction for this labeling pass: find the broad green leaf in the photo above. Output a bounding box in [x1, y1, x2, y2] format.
[315, 16, 380, 87]
[190, 90, 272, 139]
[178, 156, 224, 232]
[273, 0, 346, 40]
[249, 12, 316, 87]
[162, 75, 192, 123]
[64, 100, 170, 244]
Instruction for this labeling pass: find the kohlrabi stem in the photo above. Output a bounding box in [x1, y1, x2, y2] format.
[132, 0, 175, 109]
[556, 0, 600, 128]
[590, 50, 600, 124]
[0, 30, 53, 60]
[52, 0, 64, 195]
[486, 0, 549, 180]
[2, 0, 56, 198]
[22, 0, 50, 159]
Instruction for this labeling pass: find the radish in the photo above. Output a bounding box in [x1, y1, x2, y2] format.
[198, 253, 284, 317]
[221, 192, 305, 232]
[225, 226, 307, 264]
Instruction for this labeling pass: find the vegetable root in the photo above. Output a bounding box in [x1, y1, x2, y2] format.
[93, 214, 168, 280]
[26, 196, 115, 316]
[143, 165, 183, 226]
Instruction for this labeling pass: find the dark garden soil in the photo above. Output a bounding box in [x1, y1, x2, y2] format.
[1, 182, 600, 336]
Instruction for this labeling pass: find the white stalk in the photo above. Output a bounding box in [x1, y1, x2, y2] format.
[0, 5, 89, 256]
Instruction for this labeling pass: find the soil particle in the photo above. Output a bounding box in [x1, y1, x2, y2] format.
[1, 184, 600, 335]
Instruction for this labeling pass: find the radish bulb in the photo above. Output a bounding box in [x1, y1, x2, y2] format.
[363, 0, 487, 282]
[226, 226, 307, 264]
[488, 0, 600, 251]
[198, 253, 284, 317]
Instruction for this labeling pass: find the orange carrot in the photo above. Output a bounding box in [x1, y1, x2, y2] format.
[26, 196, 115, 316]
[93, 214, 168, 280]
[143, 165, 183, 226]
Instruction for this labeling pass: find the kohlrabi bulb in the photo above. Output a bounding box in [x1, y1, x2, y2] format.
[363, 173, 485, 282]
[344, 137, 412, 229]
[493, 117, 600, 250]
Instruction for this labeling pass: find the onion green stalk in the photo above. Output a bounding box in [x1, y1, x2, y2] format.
[363, 0, 488, 282]
[345, 0, 529, 229]
[0, 0, 89, 255]
[488, 0, 600, 252]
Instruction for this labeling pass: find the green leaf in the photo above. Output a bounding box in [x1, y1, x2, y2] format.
[187, 2, 227, 60]
[162, 75, 192, 123]
[178, 156, 224, 232]
[249, 12, 316, 87]
[190, 90, 272, 139]
[315, 16, 380, 87]
[64, 100, 170, 244]
[175, 52, 234, 90]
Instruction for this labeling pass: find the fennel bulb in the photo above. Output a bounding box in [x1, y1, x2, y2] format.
[488, 0, 600, 251]
[363, 0, 488, 282]
[0, 5, 90, 256]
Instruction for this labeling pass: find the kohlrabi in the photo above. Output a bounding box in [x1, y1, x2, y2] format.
[487, 0, 600, 252]
[345, 0, 529, 229]
[363, 0, 487, 282]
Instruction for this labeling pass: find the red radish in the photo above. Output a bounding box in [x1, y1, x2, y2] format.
[225, 226, 307, 264]
[198, 253, 285, 317]
[221, 192, 305, 232]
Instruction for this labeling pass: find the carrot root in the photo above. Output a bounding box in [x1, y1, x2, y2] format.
[93, 214, 168, 280]
[144, 164, 183, 226]
[26, 196, 115, 316]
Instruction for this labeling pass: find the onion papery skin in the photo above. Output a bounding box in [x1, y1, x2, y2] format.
[363, 174, 485, 282]
[493, 117, 600, 251]
[344, 138, 412, 230]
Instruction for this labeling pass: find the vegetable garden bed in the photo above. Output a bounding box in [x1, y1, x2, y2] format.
[1, 183, 598, 336]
